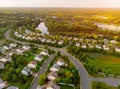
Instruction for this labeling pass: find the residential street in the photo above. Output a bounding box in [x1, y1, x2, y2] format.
[4, 29, 120, 89]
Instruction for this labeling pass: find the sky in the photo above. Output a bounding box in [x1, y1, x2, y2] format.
[0, 0, 120, 8]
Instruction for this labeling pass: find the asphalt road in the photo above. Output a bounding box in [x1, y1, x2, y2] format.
[5, 29, 120, 89]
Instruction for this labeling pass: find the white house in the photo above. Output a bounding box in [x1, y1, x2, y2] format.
[73, 37, 78, 41]
[51, 40, 56, 44]
[9, 43, 17, 48]
[28, 60, 37, 69]
[96, 44, 102, 49]
[0, 58, 7, 63]
[22, 45, 30, 51]
[40, 51, 48, 56]
[76, 42, 80, 47]
[34, 56, 43, 62]
[56, 58, 64, 66]
[115, 47, 120, 53]
[103, 39, 109, 45]
[110, 40, 117, 44]
[21, 66, 33, 76]
[7, 86, 19, 89]
[81, 44, 86, 48]
[50, 64, 60, 72]
[0, 62, 4, 69]
[103, 45, 110, 51]
[88, 44, 94, 48]
[46, 39, 51, 43]
[41, 38, 46, 43]
[58, 40, 63, 45]
[0, 79, 6, 89]
[16, 49, 23, 54]
[47, 72, 58, 81]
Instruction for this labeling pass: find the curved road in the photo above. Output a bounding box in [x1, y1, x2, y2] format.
[5, 29, 120, 89]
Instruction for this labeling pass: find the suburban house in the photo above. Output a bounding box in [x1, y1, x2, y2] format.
[28, 60, 37, 69]
[103, 39, 109, 44]
[96, 44, 102, 49]
[7, 86, 19, 89]
[39, 81, 60, 89]
[40, 38, 46, 43]
[88, 43, 94, 48]
[56, 58, 64, 66]
[47, 72, 58, 81]
[50, 64, 60, 72]
[40, 51, 48, 56]
[34, 55, 43, 62]
[68, 37, 72, 40]
[103, 45, 110, 51]
[51, 40, 56, 44]
[5, 55, 12, 62]
[76, 42, 80, 47]
[115, 47, 120, 53]
[73, 37, 78, 41]
[0, 78, 7, 89]
[58, 40, 63, 45]
[0, 62, 4, 69]
[0, 58, 7, 63]
[46, 39, 51, 43]
[22, 45, 30, 51]
[21, 66, 33, 76]
[81, 44, 87, 48]
[16, 49, 23, 54]
[9, 43, 17, 48]
[110, 40, 117, 44]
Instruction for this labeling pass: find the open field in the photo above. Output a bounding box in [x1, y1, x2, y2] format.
[86, 53, 120, 76]
[92, 81, 117, 89]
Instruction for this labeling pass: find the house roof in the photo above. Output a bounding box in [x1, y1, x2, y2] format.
[52, 64, 60, 69]
[0, 78, 4, 84]
[23, 66, 31, 72]
[48, 72, 58, 78]
[29, 60, 37, 65]
[7, 86, 18, 89]
[0, 62, 4, 69]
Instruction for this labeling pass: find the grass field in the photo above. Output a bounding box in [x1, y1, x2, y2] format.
[86, 53, 120, 76]
[60, 85, 74, 89]
[92, 81, 117, 89]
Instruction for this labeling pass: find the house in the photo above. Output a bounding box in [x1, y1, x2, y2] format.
[80, 38, 84, 43]
[88, 44, 94, 48]
[28, 60, 37, 69]
[16, 49, 23, 54]
[0, 62, 4, 69]
[40, 51, 48, 56]
[5, 55, 12, 62]
[58, 40, 63, 45]
[21, 66, 33, 76]
[39, 81, 60, 89]
[0, 58, 7, 63]
[51, 40, 56, 44]
[47, 72, 58, 80]
[0, 78, 6, 89]
[81, 44, 86, 48]
[7, 86, 19, 89]
[56, 58, 64, 66]
[103, 39, 109, 44]
[73, 37, 78, 41]
[9, 43, 17, 48]
[96, 44, 102, 49]
[8, 52, 13, 56]
[103, 45, 110, 51]
[68, 37, 72, 40]
[110, 40, 117, 44]
[34, 55, 43, 62]
[41, 38, 46, 43]
[50, 64, 60, 72]
[76, 42, 80, 47]
[22, 45, 30, 51]
[46, 39, 51, 43]
[2, 46, 9, 51]
[115, 47, 120, 53]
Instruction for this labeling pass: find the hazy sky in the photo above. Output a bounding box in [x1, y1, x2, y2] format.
[0, 0, 120, 7]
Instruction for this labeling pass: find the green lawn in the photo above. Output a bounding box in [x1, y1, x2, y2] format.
[86, 53, 120, 75]
[0, 27, 7, 40]
[92, 81, 117, 89]
[60, 85, 74, 89]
